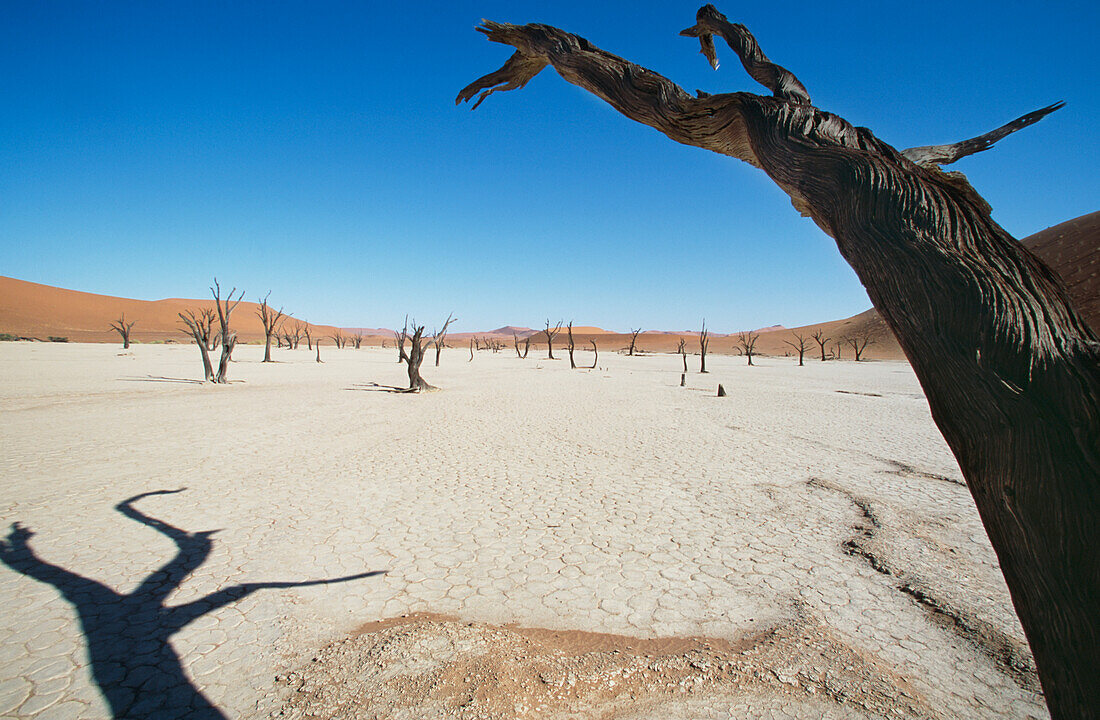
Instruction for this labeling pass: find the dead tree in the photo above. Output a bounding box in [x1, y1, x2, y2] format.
[352, 332, 364, 349]
[522, 336, 530, 358]
[589, 340, 598, 369]
[845, 332, 875, 361]
[256, 293, 284, 363]
[628, 328, 642, 356]
[281, 328, 294, 349]
[460, 9, 1099, 715]
[210, 279, 242, 384]
[678, 338, 688, 372]
[403, 322, 441, 392]
[289, 320, 304, 349]
[303, 323, 313, 351]
[395, 316, 409, 363]
[468, 338, 474, 361]
[433, 313, 456, 366]
[330, 330, 346, 349]
[784, 332, 810, 366]
[835, 341, 843, 360]
[108, 313, 136, 349]
[315, 340, 323, 363]
[737, 331, 760, 366]
[811, 329, 830, 361]
[567, 321, 577, 369]
[178, 310, 215, 382]
[195, 308, 216, 351]
[513, 331, 524, 358]
[543, 319, 563, 360]
[698, 320, 710, 373]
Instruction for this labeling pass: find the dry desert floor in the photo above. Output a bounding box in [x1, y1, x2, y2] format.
[0, 343, 1046, 719]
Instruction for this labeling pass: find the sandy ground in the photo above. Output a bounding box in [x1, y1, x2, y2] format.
[0, 342, 1046, 719]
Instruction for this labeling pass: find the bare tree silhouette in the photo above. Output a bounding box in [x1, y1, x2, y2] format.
[784, 332, 810, 366]
[108, 313, 136, 349]
[811, 329, 830, 361]
[677, 338, 688, 372]
[0, 489, 382, 719]
[737, 331, 760, 366]
[543, 319, 563, 360]
[433, 313, 456, 367]
[699, 320, 710, 373]
[256, 293, 284, 363]
[628, 328, 642, 356]
[567, 321, 577, 369]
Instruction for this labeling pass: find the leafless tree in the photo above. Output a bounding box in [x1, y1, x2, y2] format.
[330, 329, 346, 349]
[395, 316, 409, 363]
[352, 332, 364, 349]
[468, 337, 474, 362]
[589, 340, 598, 369]
[699, 320, 710, 373]
[433, 313, 456, 366]
[677, 338, 688, 372]
[628, 328, 643, 356]
[178, 310, 215, 382]
[811, 329, 830, 361]
[256, 293, 284, 363]
[784, 332, 810, 366]
[401, 320, 446, 392]
[315, 340, 323, 363]
[288, 320, 304, 349]
[303, 323, 313, 351]
[844, 332, 875, 361]
[108, 313, 136, 349]
[191, 308, 217, 351]
[210, 279, 243, 383]
[460, 10, 1099, 713]
[737, 331, 760, 366]
[544, 319, 563, 360]
[567, 321, 577, 369]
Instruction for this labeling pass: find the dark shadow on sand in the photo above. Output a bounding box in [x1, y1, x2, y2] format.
[0, 489, 384, 719]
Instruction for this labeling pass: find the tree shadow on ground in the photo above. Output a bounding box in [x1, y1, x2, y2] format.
[0, 489, 385, 719]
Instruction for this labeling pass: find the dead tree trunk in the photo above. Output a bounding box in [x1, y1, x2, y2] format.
[784, 332, 809, 366]
[738, 331, 759, 366]
[406, 324, 436, 391]
[316, 340, 323, 363]
[353, 333, 363, 349]
[108, 313, 136, 349]
[211, 279, 242, 384]
[178, 310, 215, 382]
[256, 292, 284, 363]
[522, 336, 530, 359]
[567, 321, 577, 369]
[811, 329, 830, 361]
[698, 320, 709, 373]
[513, 331, 524, 358]
[678, 338, 688, 372]
[460, 9, 1099, 716]
[395, 316, 410, 364]
[589, 340, 598, 369]
[544, 319, 562, 360]
[468, 338, 474, 361]
[433, 313, 455, 366]
[303, 324, 312, 351]
[628, 328, 642, 356]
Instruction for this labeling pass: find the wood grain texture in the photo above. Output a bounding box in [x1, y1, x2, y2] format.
[459, 6, 1099, 717]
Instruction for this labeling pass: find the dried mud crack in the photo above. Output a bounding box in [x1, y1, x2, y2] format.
[807, 478, 1039, 693]
[271, 612, 934, 719]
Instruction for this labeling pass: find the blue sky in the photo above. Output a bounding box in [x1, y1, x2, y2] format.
[2, 1, 1096, 332]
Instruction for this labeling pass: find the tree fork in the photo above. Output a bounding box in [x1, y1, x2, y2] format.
[460, 8, 1099, 717]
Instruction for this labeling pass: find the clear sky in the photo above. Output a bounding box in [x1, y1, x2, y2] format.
[2, 1, 1096, 333]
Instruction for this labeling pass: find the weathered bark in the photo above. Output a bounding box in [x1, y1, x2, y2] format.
[211, 280, 242, 384]
[433, 314, 456, 367]
[567, 321, 577, 369]
[108, 313, 136, 349]
[738, 331, 759, 366]
[544, 319, 562, 360]
[699, 320, 709, 373]
[178, 310, 215, 382]
[628, 328, 642, 356]
[460, 9, 1100, 717]
[256, 293, 284, 363]
[406, 325, 436, 391]
[784, 332, 809, 366]
[811, 329, 830, 361]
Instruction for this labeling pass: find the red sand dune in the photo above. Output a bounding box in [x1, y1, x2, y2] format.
[2, 212, 1095, 356]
